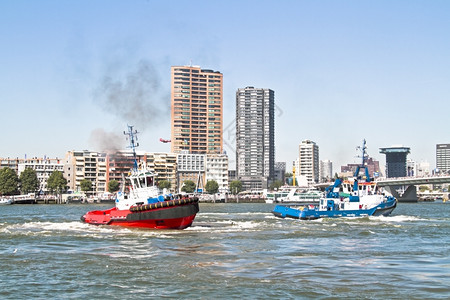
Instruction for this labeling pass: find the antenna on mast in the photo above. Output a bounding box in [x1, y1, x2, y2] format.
[124, 125, 140, 171]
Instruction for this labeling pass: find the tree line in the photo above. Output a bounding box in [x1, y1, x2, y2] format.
[0, 167, 246, 197]
[0, 167, 121, 197]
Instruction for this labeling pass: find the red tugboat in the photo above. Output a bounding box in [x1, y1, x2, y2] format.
[81, 126, 199, 229]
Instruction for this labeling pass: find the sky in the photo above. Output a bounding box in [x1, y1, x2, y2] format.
[1, 0, 449, 172]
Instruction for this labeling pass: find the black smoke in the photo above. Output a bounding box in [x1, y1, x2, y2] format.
[93, 59, 169, 129]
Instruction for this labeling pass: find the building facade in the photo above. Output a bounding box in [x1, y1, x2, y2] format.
[170, 66, 223, 154]
[299, 140, 319, 184]
[205, 153, 229, 193]
[17, 158, 64, 193]
[64, 151, 107, 196]
[379, 146, 410, 178]
[274, 162, 286, 184]
[145, 152, 178, 192]
[236, 87, 275, 191]
[319, 159, 333, 183]
[341, 157, 381, 179]
[1, 157, 25, 173]
[436, 144, 450, 173]
[177, 152, 206, 192]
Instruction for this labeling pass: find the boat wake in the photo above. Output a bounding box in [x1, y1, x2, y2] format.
[369, 215, 429, 222]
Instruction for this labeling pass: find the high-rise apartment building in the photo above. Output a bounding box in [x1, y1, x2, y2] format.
[236, 87, 275, 190]
[299, 140, 319, 184]
[170, 66, 223, 154]
[436, 144, 450, 173]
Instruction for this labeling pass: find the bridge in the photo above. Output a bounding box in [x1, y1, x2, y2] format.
[375, 175, 450, 202]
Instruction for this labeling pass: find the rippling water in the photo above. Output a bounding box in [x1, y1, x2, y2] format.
[1, 202, 449, 299]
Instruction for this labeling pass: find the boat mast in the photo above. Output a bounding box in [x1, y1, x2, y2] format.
[354, 139, 371, 183]
[124, 125, 140, 171]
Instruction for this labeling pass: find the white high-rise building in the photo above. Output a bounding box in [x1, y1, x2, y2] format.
[236, 87, 275, 191]
[299, 140, 319, 184]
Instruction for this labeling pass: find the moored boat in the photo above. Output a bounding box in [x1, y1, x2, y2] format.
[272, 140, 397, 220]
[81, 126, 199, 229]
[0, 198, 13, 205]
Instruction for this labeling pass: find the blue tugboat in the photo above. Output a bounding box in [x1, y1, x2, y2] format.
[272, 140, 397, 220]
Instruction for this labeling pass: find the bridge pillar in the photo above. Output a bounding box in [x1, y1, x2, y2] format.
[385, 185, 418, 203]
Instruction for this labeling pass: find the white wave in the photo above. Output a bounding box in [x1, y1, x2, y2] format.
[370, 215, 428, 222]
[187, 220, 261, 233]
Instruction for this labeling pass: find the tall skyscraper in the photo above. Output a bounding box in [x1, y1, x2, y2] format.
[299, 140, 319, 184]
[170, 66, 223, 154]
[436, 144, 450, 173]
[236, 87, 275, 190]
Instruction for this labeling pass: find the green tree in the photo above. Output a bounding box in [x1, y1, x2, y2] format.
[181, 180, 196, 193]
[205, 180, 219, 194]
[108, 180, 120, 193]
[229, 180, 242, 195]
[419, 185, 430, 192]
[47, 170, 67, 195]
[19, 168, 39, 194]
[0, 167, 19, 196]
[269, 180, 283, 190]
[80, 179, 93, 194]
[158, 180, 171, 190]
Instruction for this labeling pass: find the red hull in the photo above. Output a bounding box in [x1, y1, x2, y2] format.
[81, 201, 199, 230]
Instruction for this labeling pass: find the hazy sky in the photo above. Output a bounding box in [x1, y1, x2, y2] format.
[1, 0, 449, 172]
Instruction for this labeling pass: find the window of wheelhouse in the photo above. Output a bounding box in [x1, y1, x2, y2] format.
[138, 176, 146, 188]
[147, 176, 153, 187]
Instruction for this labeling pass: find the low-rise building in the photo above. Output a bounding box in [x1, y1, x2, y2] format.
[18, 157, 64, 193]
[205, 153, 229, 193]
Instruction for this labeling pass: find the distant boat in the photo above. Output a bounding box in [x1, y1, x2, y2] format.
[0, 198, 13, 205]
[159, 138, 171, 143]
[81, 126, 199, 229]
[272, 140, 397, 220]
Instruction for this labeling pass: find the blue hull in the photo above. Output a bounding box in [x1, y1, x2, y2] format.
[272, 199, 397, 220]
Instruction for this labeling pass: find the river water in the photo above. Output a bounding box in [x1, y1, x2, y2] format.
[1, 202, 449, 299]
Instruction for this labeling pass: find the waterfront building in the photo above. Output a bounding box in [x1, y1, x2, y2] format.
[299, 140, 319, 184]
[145, 152, 178, 192]
[0, 157, 25, 173]
[106, 150, 136, 182]
[291, 158, 308, 186]
[416, 161, 431, 177]
[18, 158, 64, 193]
[64, 151, 107, 196]
[319, 159, 333, 183]
[105, 151, 178, 193]
[406, 158, 431, 177]
[205, 153, 229, 193]
[228, 170, 237, 182]
[274, 162, 286, 184]
[436, 144, 450, 173]
[341, 157, 381, 179]
[170, 65, 223, 154]
[236, 87, 275, 191]
[379, 146, 410, 178]
[177, 152, 206, 192]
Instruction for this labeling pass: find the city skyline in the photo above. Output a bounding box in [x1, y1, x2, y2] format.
[1, 1, 449, 170]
